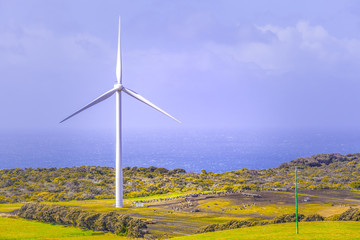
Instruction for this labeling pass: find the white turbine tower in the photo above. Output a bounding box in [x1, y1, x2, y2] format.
[60, 18, 180, 208]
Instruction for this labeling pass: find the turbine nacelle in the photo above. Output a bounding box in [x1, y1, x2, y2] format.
[114, 83, 123, 91]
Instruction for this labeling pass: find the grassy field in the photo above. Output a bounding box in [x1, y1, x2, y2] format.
[2, 216, 360, 240]
[173, 221, 360, 240]
[0, 203, 23, 213]
[0, 216, 124, 240]
[1, 190, 359, 238]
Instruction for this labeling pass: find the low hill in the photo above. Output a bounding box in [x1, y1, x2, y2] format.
[1, 153, 360, 203]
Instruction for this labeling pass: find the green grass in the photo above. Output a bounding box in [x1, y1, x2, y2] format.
[173, 221, 360, 240]
[0, 217, 124, 240]
[1, 191, 358, 238]
[0, 203, 23, 213]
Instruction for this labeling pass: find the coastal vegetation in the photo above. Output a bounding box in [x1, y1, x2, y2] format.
[1, 153, 360, 239]
[1, 153, 360, 203]
[1, 188, 359, 238]
[2, 215, 360, 240]
[9, 200, 360, 238]
[16, 202, 147, 237]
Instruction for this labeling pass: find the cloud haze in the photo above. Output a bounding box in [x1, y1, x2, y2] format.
[1, 0, 360, 131]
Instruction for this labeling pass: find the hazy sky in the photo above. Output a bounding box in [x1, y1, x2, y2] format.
[1, 0, 360, 131]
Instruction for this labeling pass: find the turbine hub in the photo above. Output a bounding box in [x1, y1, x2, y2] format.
[114, 83, 123, 91]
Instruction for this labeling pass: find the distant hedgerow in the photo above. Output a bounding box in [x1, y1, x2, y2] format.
[271, 213, 305, 224]
[17, 202, 147, 237]
[197, 220, 268, 233]
[338, 208, 360, 221]
[303, 213, 324, 221]
[198, 213, 329, 234]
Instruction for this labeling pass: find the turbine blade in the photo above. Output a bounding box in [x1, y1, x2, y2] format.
[60, 88, 118, 123]
[116, 17, 122, 83]
[123, 87, 181, 123]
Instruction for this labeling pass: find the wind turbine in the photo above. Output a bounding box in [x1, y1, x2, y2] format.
[60, 18, 180, 208]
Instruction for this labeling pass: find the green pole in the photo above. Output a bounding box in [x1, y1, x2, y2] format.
[295, 167, 299, 234]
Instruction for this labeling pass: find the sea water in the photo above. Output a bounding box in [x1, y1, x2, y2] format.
[0, 128, 359, 172]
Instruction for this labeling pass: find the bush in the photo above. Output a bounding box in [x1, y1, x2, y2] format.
[349, 181, 360, 189]
[325, 214, 340, 221]
[93, 212, 116, 232]
[77, 212, 101, 230]
[303, 214, 324, 221]
[114, 214, 132, 235]
[197, 220, 252, 233]
[271, 213, 305, 224]
[197, 224, 219, 233]
[127, 219, 148, 238]
[338, 208, 360, 221]
[17, 202, 147, 237]
[222, 220, 251, 229]
[64, 207, 82, 225]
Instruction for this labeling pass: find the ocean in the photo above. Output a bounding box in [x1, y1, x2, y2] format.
[0, 128, 359, 172]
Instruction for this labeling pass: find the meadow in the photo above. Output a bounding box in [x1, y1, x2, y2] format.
[1, 210, 360, 239]
[0, 216, 122, 240]
[173, 222, 360, 240]
[1, 188, 359, 239]
[1, 153, 360, 238]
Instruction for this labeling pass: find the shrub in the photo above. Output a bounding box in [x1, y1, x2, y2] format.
[303, 214, 324, 221]
[338, 208, 360, 221]
[64, 207, 82, 225]
[17, 202, 147, 237]
[197, 224, 219, 233]
[114, 214, 132, 235]
[272, 213, 305, 224]
[77, 212, 101, 229]
[127, 219, 148, 238]
[18, 202, 44, 220]
[197, 220, 252, 233]
[222, 220, 251, 229]
[325, 214, 340, 221]
[349, 181, 360, 189]
[93, 212, 114, 231]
